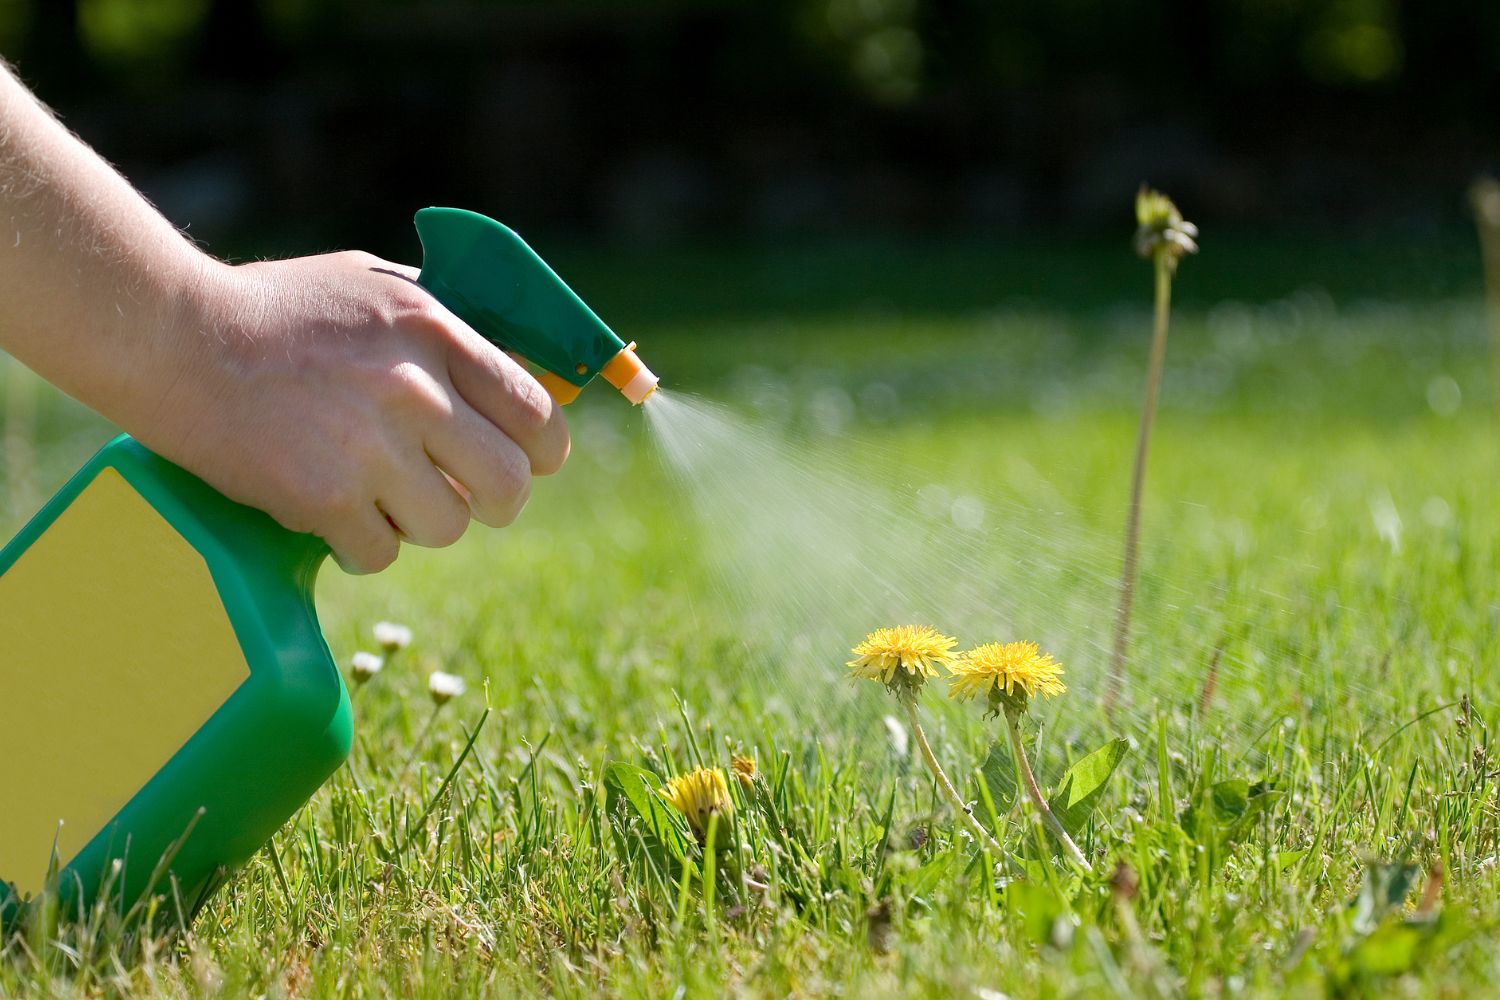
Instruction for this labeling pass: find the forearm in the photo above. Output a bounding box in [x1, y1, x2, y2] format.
[0, 61, 220, 436]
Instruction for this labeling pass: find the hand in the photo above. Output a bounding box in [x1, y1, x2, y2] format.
[0, 64, 566, 569]
[140, 252, 570, 574]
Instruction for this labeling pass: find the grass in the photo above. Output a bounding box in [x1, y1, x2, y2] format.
[3, 231, 1500, 997]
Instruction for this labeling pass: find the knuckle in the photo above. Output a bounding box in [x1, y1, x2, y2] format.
[432, 503, 470, 548]
[281, 467, 353, 527]
[501, 444, 533, 495]
[269, 472, 320, 530]
[509, 377, 555, 437]
[406, 297, 457, 339]
[365, 534, 400, 573]
[395, 363, 453, 417]
[332, 529, 396, 576]
[411, 490, 471, 548]
[414, 294, 451, 322]
[333, 428, 388, 485]
[331, 549, 370, 575]
[365, 362, 450, 420]
[479, 450, 532, 526]
[324, 482, 366, 521]
[531, 420, 571, 476]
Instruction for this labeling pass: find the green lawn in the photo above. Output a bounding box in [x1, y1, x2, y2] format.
[4, 234, 1500, 997]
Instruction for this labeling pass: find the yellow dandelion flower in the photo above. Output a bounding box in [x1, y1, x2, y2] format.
[659, 768, 733, 835]
[949, 641, 1066, 710]
[731, 754, 757, 789]
[848, 626, 958, 692]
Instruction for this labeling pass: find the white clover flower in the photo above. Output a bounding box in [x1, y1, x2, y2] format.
[427, 670, 466, 706]
[350, 651, 384, 684]
[374, 621, 413, 653]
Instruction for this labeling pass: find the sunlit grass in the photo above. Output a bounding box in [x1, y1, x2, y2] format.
[2, 246, 1499, 996]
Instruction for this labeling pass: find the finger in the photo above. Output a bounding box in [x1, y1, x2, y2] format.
[443, 328, 571, 476]
[376, 447, 474, 549]
[324, 504, 402, 575]
[426, 402, 534, 528]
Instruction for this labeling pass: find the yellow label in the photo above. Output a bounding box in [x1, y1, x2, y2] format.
[0, 468, 249, 897]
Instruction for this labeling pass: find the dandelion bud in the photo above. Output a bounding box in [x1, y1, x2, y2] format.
[1472, 176, 1500, 228]
[373, 621, 413, 654]
[1134, 186, 1198, 270]
[731, 754, 757, 789]
[349, 651, 384, 684]
[427, 670, 466, 706]
[659, 768, 734, 840]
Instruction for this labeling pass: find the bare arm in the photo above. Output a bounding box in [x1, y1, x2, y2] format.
[0, 63, 568, 572]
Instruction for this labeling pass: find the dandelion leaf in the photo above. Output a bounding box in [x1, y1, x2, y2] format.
[1180, 778, 1281, 846]
[1046, 739, 1129, 837]
[1345, 920, 1425, 977]
[1351, 860, 1421, 935]
[603, 762, 690, 866]
[906, 851, 957, 900]
[1331, 865, 1467, 988]
[1004, 880, 1068, 946]
[979, 741, 1016, 812]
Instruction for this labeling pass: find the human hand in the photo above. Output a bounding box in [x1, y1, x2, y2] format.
[139, 251, 570, 574]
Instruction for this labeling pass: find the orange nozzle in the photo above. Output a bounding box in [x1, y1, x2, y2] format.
[600, 342, 660, 405]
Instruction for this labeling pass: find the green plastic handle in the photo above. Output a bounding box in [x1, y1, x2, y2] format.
[414, 207, 626, 390]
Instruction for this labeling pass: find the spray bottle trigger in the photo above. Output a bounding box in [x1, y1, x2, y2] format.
[535, 371, 584, 405]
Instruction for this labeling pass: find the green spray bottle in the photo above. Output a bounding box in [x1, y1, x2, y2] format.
[0, 208, 658, 921]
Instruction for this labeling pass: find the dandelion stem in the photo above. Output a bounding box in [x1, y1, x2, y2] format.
[902, 697, 1005, 857]
[1107, 252, 1172, 718]
[1005, 709, 1090, 871]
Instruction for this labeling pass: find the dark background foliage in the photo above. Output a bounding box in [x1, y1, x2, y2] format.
[3, 0, 1498, 259]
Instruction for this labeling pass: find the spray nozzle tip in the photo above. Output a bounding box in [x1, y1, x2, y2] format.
[602, 342, 659, 405]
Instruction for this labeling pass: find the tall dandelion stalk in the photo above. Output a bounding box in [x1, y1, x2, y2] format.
[848, 627, 1005, 856]
[950, 641, 1089, 870]
[1106, 187, 1198, 717]
[1470, 177, 1500, 426]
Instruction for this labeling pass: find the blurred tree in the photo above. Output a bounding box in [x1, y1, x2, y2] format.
[77, 0, 208, 85]
[2, 0, 1496, 247]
